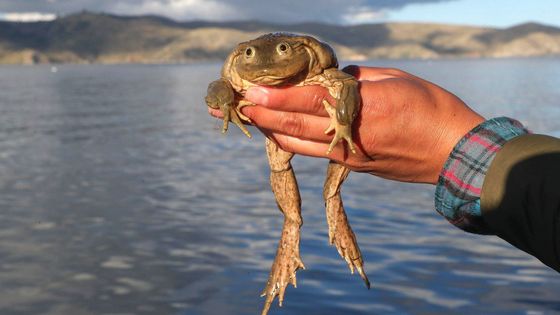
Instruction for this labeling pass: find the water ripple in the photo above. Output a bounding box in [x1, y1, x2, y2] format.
[0, 62, 558, 315]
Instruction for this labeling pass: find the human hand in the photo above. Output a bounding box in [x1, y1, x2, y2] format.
[208, 66, 484, 184]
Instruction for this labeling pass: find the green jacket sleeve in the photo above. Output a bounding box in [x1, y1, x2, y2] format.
[481, 134, 560, 272]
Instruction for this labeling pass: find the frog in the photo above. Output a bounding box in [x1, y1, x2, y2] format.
[205, 33, 369, 315]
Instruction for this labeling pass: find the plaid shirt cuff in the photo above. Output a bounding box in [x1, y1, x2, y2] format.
[435, 117, 529, 234]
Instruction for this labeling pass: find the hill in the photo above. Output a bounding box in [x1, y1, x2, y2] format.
[1, 12, 559, 64]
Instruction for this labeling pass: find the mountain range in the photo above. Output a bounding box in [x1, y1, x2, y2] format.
[1, 12, 559, 64]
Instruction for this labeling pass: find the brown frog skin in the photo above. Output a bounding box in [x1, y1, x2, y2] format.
[205, 33, 369, 315]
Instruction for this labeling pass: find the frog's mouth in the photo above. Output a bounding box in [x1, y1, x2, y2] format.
[250, 75, 292, 86]
[248, 68, 309, 86]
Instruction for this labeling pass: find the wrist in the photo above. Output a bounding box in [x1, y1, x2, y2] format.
[434, 117, 529, 233]
[429, 113, 485, 185]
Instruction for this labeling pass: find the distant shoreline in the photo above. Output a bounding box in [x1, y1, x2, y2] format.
[2, 55, 560, 67]
[1, 12, 559, 65]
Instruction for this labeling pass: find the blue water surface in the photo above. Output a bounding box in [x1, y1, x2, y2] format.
[0, 59, 558, 315]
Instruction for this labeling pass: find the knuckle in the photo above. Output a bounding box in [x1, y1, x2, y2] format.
[311, 93, 327, 112]
[276, 136, 295, 153]
[385, 67, 404, 76]
[278, 113, 305, 137]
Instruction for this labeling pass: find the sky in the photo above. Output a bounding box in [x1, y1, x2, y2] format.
[0, 0, 558, 28]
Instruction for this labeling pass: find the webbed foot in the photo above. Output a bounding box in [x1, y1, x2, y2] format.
[236, 100, 254, 123]
[323, 100, 356, 154]
[221, 105, 252, 138]
[327, 211, 370, 289]
[324, 161, 370, 289]
[260, 222, 305, 315]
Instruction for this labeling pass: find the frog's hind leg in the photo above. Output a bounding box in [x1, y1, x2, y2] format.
[261, 138, 306, 315]
[324, 161, 370, 289]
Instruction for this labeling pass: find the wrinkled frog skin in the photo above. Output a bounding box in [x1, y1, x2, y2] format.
[205, 33, 369, 315]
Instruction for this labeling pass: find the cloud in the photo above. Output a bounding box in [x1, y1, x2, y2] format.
[342, 6, 388, 24]
[0, 12, 56, 22]
[110, 0, 239, 22]
[0, 0, 457, 24]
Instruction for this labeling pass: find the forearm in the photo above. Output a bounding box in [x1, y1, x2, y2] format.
[481, 134, 560, 272]
[435, 118, 560, 272]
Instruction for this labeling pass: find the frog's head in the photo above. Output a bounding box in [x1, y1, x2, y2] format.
[232, 33, 337, 86]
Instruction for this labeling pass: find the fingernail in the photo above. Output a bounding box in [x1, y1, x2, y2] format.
[246, 87, 270, 105]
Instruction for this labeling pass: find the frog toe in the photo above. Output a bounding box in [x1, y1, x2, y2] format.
[229, 108, 252, 138]
[326, 124, 356, 154]
[322, 99, 356, 154]
[219, 107, 252, 138]
[235, 107, 252, 124]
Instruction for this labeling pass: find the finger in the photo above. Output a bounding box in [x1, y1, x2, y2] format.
[265, 132, 347, 161]
[342, 65, 407, 82]
[208, 107, 224, 118]
[245, 85, 331, 116]
[242, 106, 333, 142]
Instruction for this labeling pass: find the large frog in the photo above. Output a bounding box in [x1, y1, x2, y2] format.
[205, 33, 369, 315]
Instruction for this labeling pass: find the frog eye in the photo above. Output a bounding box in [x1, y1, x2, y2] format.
[244, 47, 255, 58]
[276, 42, 290, 54]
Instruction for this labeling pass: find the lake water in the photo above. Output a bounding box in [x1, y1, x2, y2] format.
[0, 59, 559, 315]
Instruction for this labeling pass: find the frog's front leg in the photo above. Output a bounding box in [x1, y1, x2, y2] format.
[321, 69, 360, 154]
[324, 161, 370, 288]
[205, 78, 252, 138]
[261, 138, 305, 315]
